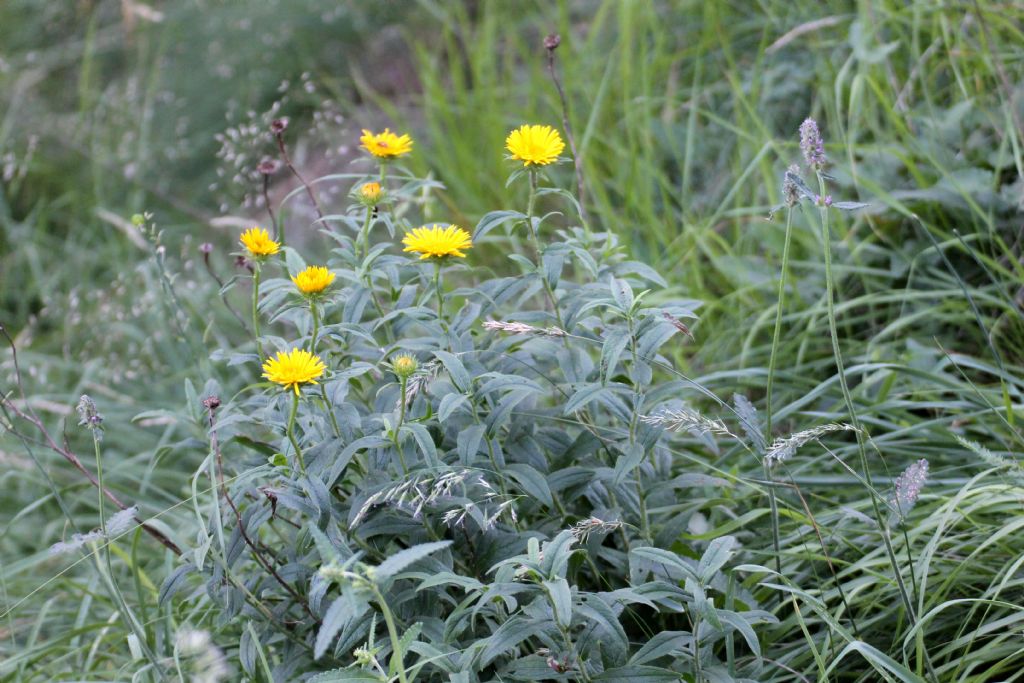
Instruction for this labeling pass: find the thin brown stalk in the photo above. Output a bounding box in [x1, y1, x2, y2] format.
[544, 35, 588, 225]
[275, 132, 325, 222]
[206, 401, 319, 623]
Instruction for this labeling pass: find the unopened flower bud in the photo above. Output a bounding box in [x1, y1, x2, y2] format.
[544, 33, 561, 51]
[257, 159, 280, 175]
[392, 354, 418, 380]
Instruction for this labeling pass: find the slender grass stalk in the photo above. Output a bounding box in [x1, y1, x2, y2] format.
[764, 205, 794, 577]
[814, 171, 938, 682]
[91, 433, 166, 681]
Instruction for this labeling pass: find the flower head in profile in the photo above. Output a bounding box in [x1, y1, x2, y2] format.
[239, 227, 280, 258]
[291, 266, 335, 296]
[402, 224, 472, 260]
[360, 128, 413, 158]
[505, 124, 565, 166]
[262, 348, 326, 396]
[359, 181, 383, 204]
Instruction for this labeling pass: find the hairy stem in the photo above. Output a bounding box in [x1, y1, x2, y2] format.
[287, 391, 306, 475]
[252, 263, 263, 360]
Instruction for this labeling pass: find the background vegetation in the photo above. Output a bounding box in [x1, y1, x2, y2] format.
[2, 0, 1023, 681]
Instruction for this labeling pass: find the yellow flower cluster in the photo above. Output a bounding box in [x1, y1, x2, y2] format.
[238, 122, 566, 396]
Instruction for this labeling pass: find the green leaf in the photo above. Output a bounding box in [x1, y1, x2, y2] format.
[825, 641, 927, 682]
[543, 578, 573, 628]
[697, 536, 737, 582]
[434, 350, 470, 391]
[375, 541, 453, 582]
[609, 276, 634, 311]
[457, 424, 486, 464]
[479, 615, 544, 667]
[315, 594, 370, 660]
[612, 443, 646, 486]
[717, 610, 762, 658]
[628, 631, 691, 666]
[307, 669, 384, 682]
[504, 463, 554, 507]
[308, 523, 339, 564]
[438, 393, 469, 423]
[630, 547, 700, 583]
[564, 383, 611, 414]
[600, 327, 632, 384]
[402, 423, 438, 467]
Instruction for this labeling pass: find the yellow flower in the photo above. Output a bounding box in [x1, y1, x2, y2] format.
[262, 348, 326, 396]
[391, 354, 418, 380]
[359, 181, 382, 203]
[402, 224, 472, 260]
[239, 227, 280, 257]
[360, 128, 413, 158]
[505, 124, 565, 166]
[291, 266, 336, 295]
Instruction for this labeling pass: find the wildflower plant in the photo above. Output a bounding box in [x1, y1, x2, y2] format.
[137, 115, 788, 682]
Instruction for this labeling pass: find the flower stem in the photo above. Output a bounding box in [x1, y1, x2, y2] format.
[815, 171, 938, 682]
[524, 168, 568, 331]
[393, 378, 409, 475]
[764, 205, 794, 576]
[526, 168, 542, 259]
[371, 584, 409, 683]
[286, 391, 306, 475]
[252, 263, 263, 360]
[358, 205, 373, 261]
[309, 300, 320, 353]
[433, 261, 444, 320]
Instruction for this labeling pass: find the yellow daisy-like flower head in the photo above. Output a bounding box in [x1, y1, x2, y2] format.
[291, 266, 336, 296]
[359, 181, 383, 204]
[391, 354, 419, 380]
[239, 227, 280, 258]
[402, 224, 473, 260]
[360, 128, 413, 158]
[505, 124, 565, 166]
[262, 348, 326, 396]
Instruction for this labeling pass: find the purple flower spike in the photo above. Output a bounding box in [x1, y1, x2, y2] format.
[799, 118, 827, 171]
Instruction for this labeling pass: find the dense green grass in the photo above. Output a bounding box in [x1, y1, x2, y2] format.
[3, 0, 1024, 680]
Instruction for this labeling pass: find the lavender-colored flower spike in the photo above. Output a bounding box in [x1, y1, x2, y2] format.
[799, 118, 827, 171]
[891, 459, 929, 520]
